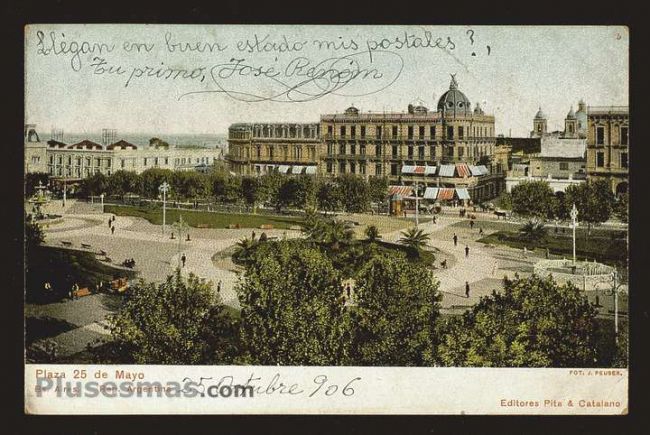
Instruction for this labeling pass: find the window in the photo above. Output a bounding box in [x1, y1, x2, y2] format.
[408, 146, 414, 158]
[596, 127, 605, 145]
[596, 152, 605, 167]
[447, 126, 454, 139]
[350, 162, 356, 173]
[418, 146, 425, 159]
[408, 126, 413, 139]
[375, 163, 382, 175]
[340, 126, 346, 137]
[164, 157, 169, 165]
[392, 126, 398, 138]
[430, 145, 436, 158]
[458, 126, 464, 139]
[351, 126, 356, 138]
[360, 126, 366, 137]
[621, 152, 628, 168]
[339, 161, 346, 173]
[155, 157, 159, 166]
[360, 144, 366, 155]
[360, 163, 366, 175]
[375, 144, 382, 156]
[392, 145, 398, 158]
[458, 147, 464, 157]
[391, 163, 398, 176]
[559, 162, 569, 170]
[328, 125, 333, 136]
[120, 159, 125, 168]
[621, 127, 628, 145]
[376, 126, 382, 138]
[419, 126, 425, 138]
[327, 162, 333, 173]
[350, 144, 356, 155]
[144, 158, 148, 166]
[256, 146, 261, 159]
[269, 146, 274, 159]
[340, 144, 346, 155]
[430, 126, 435, 138]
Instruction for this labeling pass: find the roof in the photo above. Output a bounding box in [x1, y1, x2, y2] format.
[107, 140, 138, 150]
[47, 140, 68, 148]
[468, 165, 489, 176]
[535, 107, 547, 119]
[68, 140, 103, 150]
[437, 75, 472, 116]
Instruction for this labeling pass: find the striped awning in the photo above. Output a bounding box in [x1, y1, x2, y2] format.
[456, 163, 471, 178]
[401, 165, 416, 174]
[305, 166, 317, 175]
[456, 188, 471, 200]
[423, 187, 439, 199]
[278, 165, 290, 174]
[424, 165, 437, 175]
[437, 188, 455, 200]
[388, 185, 414, 197]
[438, 164, 455, 177]
[291, 165, 304, 174]
[469, 165, 489, 176]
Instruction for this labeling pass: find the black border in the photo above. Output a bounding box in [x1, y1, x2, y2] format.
[4, 0, 648, 433]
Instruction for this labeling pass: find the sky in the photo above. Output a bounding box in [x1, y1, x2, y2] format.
[25, 25, 628, 138]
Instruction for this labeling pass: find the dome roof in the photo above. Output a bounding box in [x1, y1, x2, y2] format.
[534, 107, 546, 119]
[566, 107, 576, 119]
[344, 106, 359, 115]
[437, 75, 471, 116]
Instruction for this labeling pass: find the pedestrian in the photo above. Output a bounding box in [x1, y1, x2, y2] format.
[111, 225, 115, 235]
[465, 281, 470, 298]
[170, 232, 175, 239]
[522, 246, 527, 257]
[479, 227, 484, 236]
[252, 231, 256, 240]
[433, 216, 437, 224]
[346, 285, 351, 298]
[108, 218, 112, 228]
[453, 233, 458, 246]
[470, 220, 474, 229]
[217, 281, 222, 293]
[492, 260, 498, 276]
[465, 245, 470, 258]
[545, 248, 550, 259]
[181, 254, 186, 268]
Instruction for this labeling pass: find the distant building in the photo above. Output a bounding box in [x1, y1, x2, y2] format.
[586, 106, 629, 196]
[24, 126, 223, 179]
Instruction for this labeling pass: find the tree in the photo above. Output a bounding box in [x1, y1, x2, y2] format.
[241, 176, 262, 209]
[107, 170, 140, 196]
[368, 176, 389, 204]
[316, 181, 342, 214]
[232, 236, 258, 265]
[210, 171, 241, 203]
[519, 219, 547, 243]
[139, 168, 173, 198]
[305, 216, 355, 251]
[149, 137, 170, 149]
[511, 180, 556, 219]
[237, 241, 349, 365]
[79, 172, 109, 197]
[614, 193, 628, 223]
[336, 174, 370, 213]
[171, 170, 210, 200]
[277, 178, 301, 210]
[349, 253, 441, 365]
[554, 191, 570, 221]
[258, 172, 284, 210]
[109, 271, 239, 364]
[25, 221, 45, 249]
[437, 275, 600, 367]
[365, 225, 380, 242]
[399, 227, 431, 251]
[565, 179, 615, 233]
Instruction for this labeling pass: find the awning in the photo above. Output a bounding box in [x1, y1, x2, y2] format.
[477, 165, 489, 175]
[456, 163, 471, 178]
[438, 164, 455, 177]
[278, 165, 290, 174]
[413, 165, 425, 175]
[423, 187, 439, 199]
[456, 188, 471, 200]
[305, 166, 317, 175]
[388, 185, 414, 197]
[265, 165, 276, 172]
[437, 188, 455, 200]
[291, 165, 304, 174]
[424, 165, 437, 175]
[401, 165, 416, 174]
[469, 165, 488, 176]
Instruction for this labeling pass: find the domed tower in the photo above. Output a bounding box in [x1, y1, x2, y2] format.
[576, 99, 588, 138]
[532, 107, 547, 137]
[474, 102, 484, 115]
[437, 74, 472, 117]
[564, 106, 578, 138]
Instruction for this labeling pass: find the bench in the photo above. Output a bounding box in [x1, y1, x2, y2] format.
[98, 250, 107, 256]
[227, 223, 241, 229]
[289, 225, 303, 231]
[73, 287, 92, 298]
[260, 224, 274, 230]
[197, 224, 210, 229]
[81, 243, 92, 249]
[60, 241, 73, 247]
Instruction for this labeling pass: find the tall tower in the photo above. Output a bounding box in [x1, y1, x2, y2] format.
[532, 107, 547, 137]
[576, 99, 588, 138]
[564, 107, 578, 138]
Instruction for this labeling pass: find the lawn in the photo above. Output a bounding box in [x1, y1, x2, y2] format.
[25, 245, 137, 304]
[105, 205, 303, 230]
[478, 230, 627, 266]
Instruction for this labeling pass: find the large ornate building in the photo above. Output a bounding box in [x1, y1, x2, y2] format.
[226, 123, 320, 176]
[586, 106, 629, 196]
[227, 75, 505, 203]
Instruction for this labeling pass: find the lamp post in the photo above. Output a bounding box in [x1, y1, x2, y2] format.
[171, 215, 188, 269]
[570, 203, 578, 265]
[159, 182, 170, 234]
[600, 268, 624, 345]
[100, 193, 104, 213]
[414, 181, 420, 228]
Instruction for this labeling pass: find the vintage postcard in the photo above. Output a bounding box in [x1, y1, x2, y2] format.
[24, 25, 628, 414]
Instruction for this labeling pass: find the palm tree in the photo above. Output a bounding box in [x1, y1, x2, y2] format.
[399, 227, 431, 251]
[233, 236, 257, 263]
[365, 225, 380, 242]
[323, 219, 355, 251]
[519, 219, 547, 242]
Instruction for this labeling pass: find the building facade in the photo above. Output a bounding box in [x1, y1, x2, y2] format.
[227, 123, 320, 176]
[585, 106, 629, 196]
